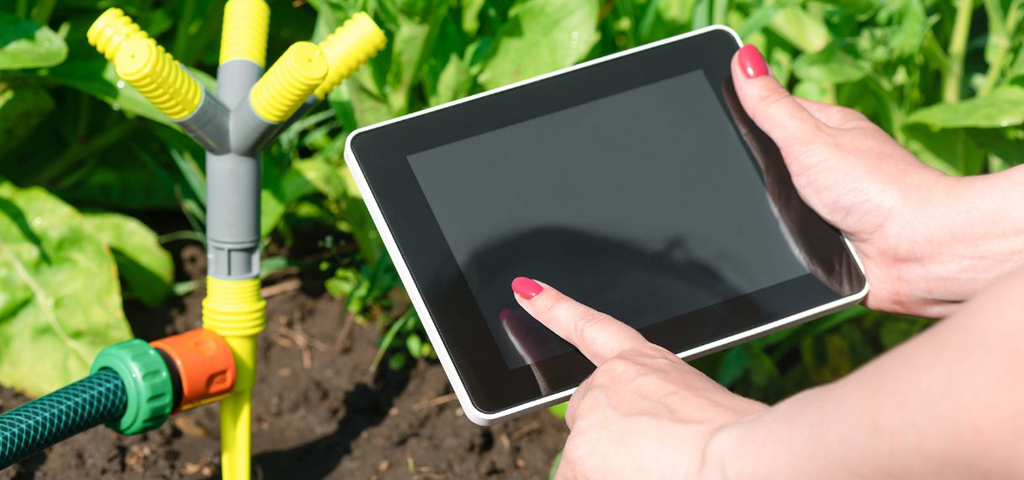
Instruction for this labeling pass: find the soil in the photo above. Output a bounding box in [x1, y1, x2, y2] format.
[0, 242, 569, 480]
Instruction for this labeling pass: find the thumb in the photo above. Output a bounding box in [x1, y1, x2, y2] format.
[731, 44, 823, 149]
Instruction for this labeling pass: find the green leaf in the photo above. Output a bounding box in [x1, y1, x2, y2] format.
[387, 18, 434, 114]
[549, 452, 563, 480]
[737, 3, 784, 38]
[747, 346, 780, 388]
[82, 212, 173, 308]
[793, 43, 870, 84]
[462, 0, 486, 35]
[0, 85, 54, 157]
[903, 125, 986, 176]
[0, 13, 67, 70]
[406, 333, 423, 359]
[168, 146, 207, 206]
[878, 318, 927, 349]
[0, 181, 132, 397]
[388, 350, 408, 370]
[905, 85, 1024, 129]
[347, 70, 396, 127]
[430, 53, 473, 105]
[800, 332, 852, 384]
[48, 59, 173, 126]
[793, 79, 831, 102]
[548, 401, 568, 419]
[261, 158, 349, 237]
[768, 5, 830, 53]
[716, 346, 749, 387]
[477, 0, 600, 90]
[969, 127, 1024, 171]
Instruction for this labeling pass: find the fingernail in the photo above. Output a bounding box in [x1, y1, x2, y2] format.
[511, 277, 543, 300]
[738, 44, 769, 79]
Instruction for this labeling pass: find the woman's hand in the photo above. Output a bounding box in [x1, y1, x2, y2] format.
[511, 277, 764, 480]
[732, 45, 1024, 318]
[512, 270, 1024, 480]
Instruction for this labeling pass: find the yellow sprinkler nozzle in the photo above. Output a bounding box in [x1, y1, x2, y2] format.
[115, 38, 203, 120]
[87, 7, 150, 61]
[202, 276, 265, 480]
[314, 12, 387, 100]
[248, 42, 328, 123]
[220, 0, 271, 68]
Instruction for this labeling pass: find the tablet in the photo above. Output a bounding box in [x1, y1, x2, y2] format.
[344, 26, 868, 425]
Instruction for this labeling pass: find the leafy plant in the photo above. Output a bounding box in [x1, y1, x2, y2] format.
[0, 181, 172, 396]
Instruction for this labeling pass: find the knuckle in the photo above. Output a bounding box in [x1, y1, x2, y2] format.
[759, 87, 793, 112]
[598, 356, 637, 378]
[571, 311, 606, 352]
[534, 295, 561, 319]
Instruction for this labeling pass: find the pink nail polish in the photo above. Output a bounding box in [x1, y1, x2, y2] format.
[737, 44, 769, 79]
[511, 277, 543, 300]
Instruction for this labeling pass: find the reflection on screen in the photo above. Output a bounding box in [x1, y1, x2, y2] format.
[408, 71, 810, 369]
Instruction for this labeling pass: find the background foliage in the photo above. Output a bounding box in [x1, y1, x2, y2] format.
[0, 0, 1021, 400]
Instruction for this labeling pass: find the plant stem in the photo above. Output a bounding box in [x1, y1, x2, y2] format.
[173, 0, 198, 62]
[15, 0, 28, 18]
[979, 0, 1024, 95]
[943, 0, 975, 103]
[30, 0, 57, 26]
[33, 120, 139, 186]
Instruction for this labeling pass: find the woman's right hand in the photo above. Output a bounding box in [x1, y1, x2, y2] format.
[731, 45, 1024, 318]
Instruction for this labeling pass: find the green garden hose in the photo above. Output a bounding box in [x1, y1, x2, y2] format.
[0, 369, 127, 469]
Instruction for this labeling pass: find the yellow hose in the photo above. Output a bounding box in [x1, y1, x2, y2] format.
[114, 37, 202, 120]
[248, 42, 328, 123]
[87, 7, 149, 61]
[202, 277, 265, 480]
[314, 12, 387, 100]
[220, 0, 270, 68]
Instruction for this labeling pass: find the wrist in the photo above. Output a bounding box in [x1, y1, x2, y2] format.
[702, 411, 766, 480]
[888, 166, 1024, 316]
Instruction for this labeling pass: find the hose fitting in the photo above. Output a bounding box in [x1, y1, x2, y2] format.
[86, 7, 149, 61]
[314, 12, 387, 100]
[115, 37, 203, 120]
[150, 329, 236, 412]
[89, 339, 174, 435]
[248, 42, 328, 123]
[220, 0, 271, 68]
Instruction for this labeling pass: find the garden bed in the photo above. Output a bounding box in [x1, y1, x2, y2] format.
[0, 245, 567, 480]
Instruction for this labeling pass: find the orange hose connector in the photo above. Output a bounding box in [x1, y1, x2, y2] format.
[150, 329, 236, 412]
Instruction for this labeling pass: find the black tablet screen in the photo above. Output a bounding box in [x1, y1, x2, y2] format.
[408, 70, 810, 369]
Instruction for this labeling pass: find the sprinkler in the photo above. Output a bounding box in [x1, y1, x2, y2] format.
[0, 4, 386, 479]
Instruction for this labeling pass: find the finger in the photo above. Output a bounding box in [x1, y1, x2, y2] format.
[793, 97, 866, 128]
[731, 44, 825, 149]
[511, 277, 650, 365]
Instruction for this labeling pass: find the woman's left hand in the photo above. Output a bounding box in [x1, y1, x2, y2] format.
[511, 277, 765, 480]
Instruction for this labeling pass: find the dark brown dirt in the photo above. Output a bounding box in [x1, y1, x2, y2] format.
[0, 244, 568, 480]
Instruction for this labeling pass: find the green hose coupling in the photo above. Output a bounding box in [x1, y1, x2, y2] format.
[89, 339, 174, 435]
